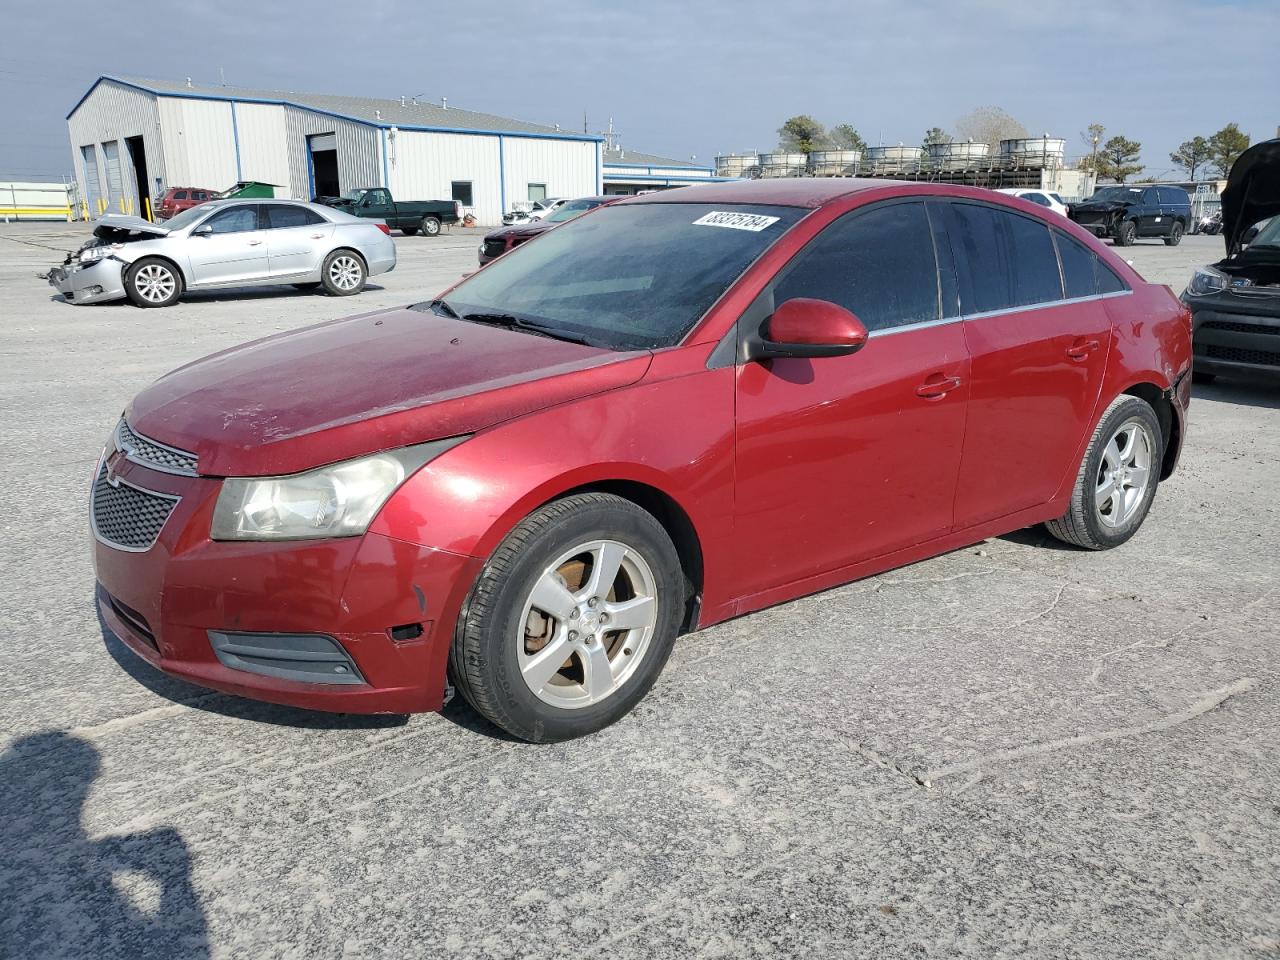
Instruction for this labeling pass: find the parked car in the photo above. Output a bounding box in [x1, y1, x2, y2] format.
[1069, 185, 1191, 247]
[92, 179, 1191, 742]
[1181, 138, 1280, 383]
[157, 187, 216, 220]
[996, 188, 1069, 218]
[479, 196, 623, 265]
[527, 198, 570, 221]
[45, 199, 395, 307]
[319, 187, 460, 236]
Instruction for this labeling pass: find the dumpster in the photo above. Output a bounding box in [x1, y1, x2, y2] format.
[217, 181, 282, 199]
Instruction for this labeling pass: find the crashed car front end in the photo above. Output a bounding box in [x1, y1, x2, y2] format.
[1069, 202, 1127, 239]
[44, 242, 128, 304]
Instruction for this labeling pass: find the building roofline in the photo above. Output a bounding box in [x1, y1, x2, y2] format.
[68, 76, 606, 144]
[604, 161, 717, 174]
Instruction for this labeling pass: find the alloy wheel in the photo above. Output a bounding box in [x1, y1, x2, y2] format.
[135, 264, 176, 303]
[328, 255, 362, 291]
[1096, 419, 1153, 527]
[517, 539, 658, 709]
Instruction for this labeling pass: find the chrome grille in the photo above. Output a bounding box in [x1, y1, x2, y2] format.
[116, 419, 199, 475]
[482, 239, 507, 258]
[91, 461, 179, 551]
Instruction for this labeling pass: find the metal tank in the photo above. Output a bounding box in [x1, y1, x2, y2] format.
[757, 152, 807, 178]
[925, 140, 990, 170]
[715, 153, 758, 178]
[999, 136, 1066, 169]
[864, 144, 923, 172]
[808, 149, 862, 177]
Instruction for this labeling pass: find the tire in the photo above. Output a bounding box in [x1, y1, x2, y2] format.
[450, 493, 686, 743]
[1163, 221, 1183, 246]
[321, 249, 366, 296]
[291, 282, 321, 291]
[401, 227, 419, 237]
[421, 216, 442, 237]
[1045, 395, 1163, 550]
[1112, 220, 1136, 247]
[124, 257, 182, 308]
[1192, 370, 1217, 385]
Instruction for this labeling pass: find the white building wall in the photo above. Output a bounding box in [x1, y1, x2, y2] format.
[156, 97, 239, 190]
[67, 79, 164, 216]
[284, 107, 382, 200]
[503, 138, 600, 214]
[232, 102, 291, 189]
[388, 130, 501, 223]
[605, 164, 713, 179]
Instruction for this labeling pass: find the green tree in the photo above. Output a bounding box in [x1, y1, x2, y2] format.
[1170, 136, 1212, 180]
[777, 115, 829, 155]
[1099, 135, 1144, 182]
[830, 123, 868, 153]
[1207, 123, 1250, 177]
[1078, 123, 1107, 176]
[922, 127, 952, 148]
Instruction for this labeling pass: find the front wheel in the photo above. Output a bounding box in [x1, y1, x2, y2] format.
[421, 216, 442, 237]
[321, 250, 366, 296]
[1112, 220, 1136, 247]
[450, 493, 685, 742]
[401, 227, 419, 236]
[1163, 222, 1183, 246]
[1045, 395, 1162, 550]
[124, 257, 182, 308]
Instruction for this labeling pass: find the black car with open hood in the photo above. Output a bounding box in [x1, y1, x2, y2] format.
[1181, 138, 1280, 383]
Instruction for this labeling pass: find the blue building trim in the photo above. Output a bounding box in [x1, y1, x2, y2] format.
[498, 135, 507, 216]
[70, 77, 606, 144]
[603, 173, 735, 183]
[604, 162, 717, 174]
[229, 101, 243, 180]
[304, 138, 317, 199]
[380, 128, 390, 188]
[595, 143, 602, 193]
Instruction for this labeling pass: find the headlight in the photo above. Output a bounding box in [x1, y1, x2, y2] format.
[210, 437, 468, 541]
[1187, 265, 1228, 296]
[78, 245, 108, 263]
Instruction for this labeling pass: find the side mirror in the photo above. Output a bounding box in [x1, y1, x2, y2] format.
[192, 223, 213, 236]
[751, 298, 869, 360]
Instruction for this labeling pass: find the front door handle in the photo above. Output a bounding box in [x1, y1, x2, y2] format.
[247, 239, 263, 246]
[915, 374, 962, 399]
[1066, 338, 1100, 360]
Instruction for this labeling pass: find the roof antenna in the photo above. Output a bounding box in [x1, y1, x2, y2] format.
[375, 109, 382, 121]
[400, 95, 406, 107]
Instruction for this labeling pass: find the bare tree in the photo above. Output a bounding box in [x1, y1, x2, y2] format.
[954, 106, 1028, 148]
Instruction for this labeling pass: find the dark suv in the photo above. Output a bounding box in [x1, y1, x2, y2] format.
[1069, 185, 1191, 247]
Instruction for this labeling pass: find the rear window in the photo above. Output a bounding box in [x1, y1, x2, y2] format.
[264, 204, 325, 229]
[1158, 187, 1188, 205]
[1094, 259, 1128, 295]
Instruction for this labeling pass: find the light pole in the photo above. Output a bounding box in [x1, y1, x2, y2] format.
[1090, 133, 1100, 190]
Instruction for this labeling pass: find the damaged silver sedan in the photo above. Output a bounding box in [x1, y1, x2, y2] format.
[44, 199, 396, 308]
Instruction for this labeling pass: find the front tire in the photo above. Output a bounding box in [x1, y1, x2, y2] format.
[401, 227, 419, 236]
[1112, 220, 1136, 247]
[1163, 222, 1183, 246]
[421, 216, 442, 237]
[321, 250, 366, 296]
[450, 493, 685, 743]
[1045, 395, 1162, 550]
[124, 257, 182, 308]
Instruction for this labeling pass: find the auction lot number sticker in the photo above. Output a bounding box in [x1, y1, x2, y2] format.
[692, 211, 781, 232]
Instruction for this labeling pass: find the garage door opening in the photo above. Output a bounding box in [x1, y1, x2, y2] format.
[125, 136, 151, 220]
[308, 133, 339, 200]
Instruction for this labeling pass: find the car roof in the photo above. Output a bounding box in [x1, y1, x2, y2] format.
[622, 177, 916, 209]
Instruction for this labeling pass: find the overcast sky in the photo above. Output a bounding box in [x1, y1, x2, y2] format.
[2, 0, 1275, 182]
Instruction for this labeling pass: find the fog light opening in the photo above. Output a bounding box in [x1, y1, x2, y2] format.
[389, 622, 424, 642]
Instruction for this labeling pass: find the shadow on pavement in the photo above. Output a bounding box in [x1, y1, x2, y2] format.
[0, 733, 209, 960]
[99, 612, 408, 731]
[1193, 375, 1280, 410]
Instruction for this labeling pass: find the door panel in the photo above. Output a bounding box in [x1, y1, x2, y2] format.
[187, 205, 270, 285]
[734, 324, 970, 596]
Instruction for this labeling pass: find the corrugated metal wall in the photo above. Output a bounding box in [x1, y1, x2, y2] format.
[284, 107, 381, 200]
[503, 139, 600, 218]
[156, 98, 239, 190]
[233, 103, 291, 189]
[67, 79, 164, 217]
[604, 164, 712, 179]
[389, 131, 501, 223]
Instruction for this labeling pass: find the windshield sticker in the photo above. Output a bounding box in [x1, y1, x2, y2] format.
[692, 211, 781, 232]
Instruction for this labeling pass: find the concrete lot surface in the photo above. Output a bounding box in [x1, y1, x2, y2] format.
[0, 223, 1276, 959]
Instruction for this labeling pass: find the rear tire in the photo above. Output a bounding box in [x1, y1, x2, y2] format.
[450, 493, 685, 743]
[1045, 395, 1162, 550]
[1163, 222, 1183, 246]
[401, 227, 419, 236]
[421, 216, 442, 237]
[124, 257, 182, 308]
[321, 249, 366, 296]
[291, 282, 321, 291]
[1112, 220, 1136, 247]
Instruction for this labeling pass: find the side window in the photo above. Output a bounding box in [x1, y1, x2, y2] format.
[451, 181, 473, 207]
[1094, 258, 1129, 295]
[264, 205, 324, 229]
[1160, 187, 1186, 206]
[1142, 188, 1160, 206]
[363, 189, 390, 207]
[771, 201, 940, 333]
[949, 203, 1009, 313]
[1026, 192, 1052, 207]
[1003, 213, 1063, 306]
[173, 190, 188, 200]
[194, 191, 208, 201]
[1053, 230, 1097, 299]
[203, 205, 259, 234]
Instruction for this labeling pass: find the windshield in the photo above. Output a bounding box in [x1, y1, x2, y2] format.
[162, 204, 214, 231]
[1089, 187, 1143, 203]
[1249, 216, 1280, 248]
[435, 202, 806, 350]
[543, 198, 605, 223]
[341, 189, 367, 202]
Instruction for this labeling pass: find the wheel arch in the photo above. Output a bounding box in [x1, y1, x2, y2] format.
[1121, 380, 1179, 479]
[125, 252, 189, 288]
[328, 245, 368, 270]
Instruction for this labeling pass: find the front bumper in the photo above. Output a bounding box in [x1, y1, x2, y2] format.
[93, 455, 482, 714]
[46, 257, 127, 304]
[1184, 292, 1280, 379]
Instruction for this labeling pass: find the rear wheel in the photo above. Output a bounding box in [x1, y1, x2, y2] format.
[1112, 220, 1137, 247]
[321, 250, 366, 296]
[401, 227, 419, 236]
[1164, 221, 1183, 246]
[124, 257, 182, 308]
[450, 493, 685, 742]
[421, 216, 442, 237]
[1045, 395, 1162, 550]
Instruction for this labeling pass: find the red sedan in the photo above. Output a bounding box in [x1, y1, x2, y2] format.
[94, 179, 1192, 742]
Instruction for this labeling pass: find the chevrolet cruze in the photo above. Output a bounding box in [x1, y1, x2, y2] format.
[93, 179, 1192, 742]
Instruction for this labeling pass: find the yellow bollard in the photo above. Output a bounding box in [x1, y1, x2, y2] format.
[65, 204, 72, 222]
[145, 196, 153, 222]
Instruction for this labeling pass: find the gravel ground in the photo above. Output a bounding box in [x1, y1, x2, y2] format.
[0, 224, 1276, 960]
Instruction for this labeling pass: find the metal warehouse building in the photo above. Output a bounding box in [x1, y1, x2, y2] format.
[67, 76, 605, 224]
[601, 147, 725, 195]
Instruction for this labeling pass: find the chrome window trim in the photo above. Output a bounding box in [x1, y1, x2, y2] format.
[866, 289, 1134, 339]
[114, 419, 200, 477]
[90, 463, 182, 554]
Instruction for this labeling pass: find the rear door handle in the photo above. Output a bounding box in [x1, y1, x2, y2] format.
[1066, 338, 1100, 360]
[247, 239, 263, 246]
[915, 374, 962, 399]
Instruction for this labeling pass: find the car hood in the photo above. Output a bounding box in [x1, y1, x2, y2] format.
[93, 215, 171, 240]
[1071, 200, 1129, 213]
[1222, 138, 1280, 255]
[126, 305, 652, 477]
[485, 221, 552, 242]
